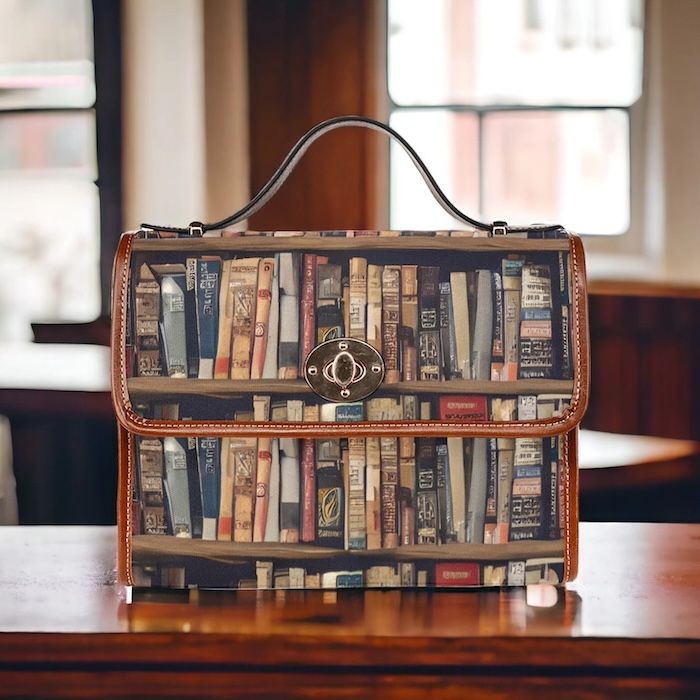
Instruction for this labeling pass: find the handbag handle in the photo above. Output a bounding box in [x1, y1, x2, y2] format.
[141, 115, 560, 236]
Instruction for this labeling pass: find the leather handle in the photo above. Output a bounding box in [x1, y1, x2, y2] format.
[141, 115, 561, 236]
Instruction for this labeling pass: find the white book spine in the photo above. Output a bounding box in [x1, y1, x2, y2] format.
[447, 437, 466, 543]
[471, 270, 493, 380]
[163, 438, 192, 537]
[466, 437, 487, 544]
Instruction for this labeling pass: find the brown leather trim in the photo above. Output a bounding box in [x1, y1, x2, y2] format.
[111, 232, 590, 439]
[563, 428, 580, 582]
[116, 422, 133, 586]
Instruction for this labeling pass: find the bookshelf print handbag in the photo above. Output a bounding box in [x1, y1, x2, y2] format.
[111, 116, 589, 590]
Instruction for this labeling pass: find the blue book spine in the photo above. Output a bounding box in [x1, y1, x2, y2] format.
[195, 258, 221, 379]
[197, 437, 221, 540]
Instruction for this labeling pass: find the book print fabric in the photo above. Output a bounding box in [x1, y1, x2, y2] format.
[126, 229, 577, 427]
[121, 229, 577, 589]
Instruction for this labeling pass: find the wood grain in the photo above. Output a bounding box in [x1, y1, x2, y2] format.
[131, 236, 571, 252]
[132, 534, 563, 563]
[127, 377, 575, 399]
[0, 524, 699, 697]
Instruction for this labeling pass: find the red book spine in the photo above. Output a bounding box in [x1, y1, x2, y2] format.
[299, 254, 317, 372]
[435, 562, 481, 586]
[300, 438, 316, 542]
[438, 395, 489, 420]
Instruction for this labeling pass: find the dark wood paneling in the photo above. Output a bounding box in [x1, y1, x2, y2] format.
[582, 292, 700, 523]
[93, 0, 123, 313]
[585, 293, 700, 440]
[247, 0, 386, 231]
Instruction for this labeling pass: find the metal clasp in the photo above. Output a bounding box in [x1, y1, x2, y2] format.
[304, 338, 384, 402]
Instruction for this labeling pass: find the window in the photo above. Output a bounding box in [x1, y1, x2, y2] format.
[387, 0, 644, 235]
[0, 0, 100, 341]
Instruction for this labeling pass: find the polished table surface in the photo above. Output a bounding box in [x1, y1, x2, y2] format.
[1, 524, 699, 699]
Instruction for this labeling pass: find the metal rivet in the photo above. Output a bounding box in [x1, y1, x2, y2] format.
[371, 364, 381, 373]
[307, 366, 318, 376]
[340, 388, 350, 398]
[339, 341, 348, 350]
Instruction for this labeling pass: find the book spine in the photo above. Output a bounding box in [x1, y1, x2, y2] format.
[415, 438, 438, 544]
[217, 438, 234, 539]
[471, 270, 493, 380]
[262, 254, 280, 379]
[253, 396, 272, 542]
[232, 437, 257, 542]
[501, 256, 523, 381]
[494, 435, 515, 544]
[195, 257, 221, 379]
[184, 259, 199, 377]
[349, 257, 368, 341]
[466, 437, 488, 544]
[556, 251, 573, 379]
[263, 438, 280, 542]
[490, 271, 504, 380]
[435, 562, 480, 587]
[483, 438, 498, 543]
[519, 264, 553, 379]
[277, 253, 300, 379]
[214, 260, 233, 379]
[418, 266, 441, 381]
[547, 436, 560, 539]
[509, 437, 544, 541]
[163, 438, 192, 537]
[398, 434, 416, 546]
[382, 265, 401, 383]
[400, 265, 419, 381]
[439, 281, 457, 380]
[134, 264, 162, 376]
[250, 258, 275, 379]
[436, 440, 452, 543]
[299, 254, 317, 371]
[299, 436, 316, 542]
[197, 437, 220, 540]
[316, 263, 343, 342]
[184, 435, 202, 539]
[160, 271, 188, 378]
[230, 258, 260, 379]
[279, 439, 300, 543]
[316, 458, 345, 549]
[137, 438, 167, 535]
[365, 436, 382, 550]
[366, 264, 383, 353]
[380, 435, 400, 548]
[348, 436, 367, 549]
[447, 438, 466, 543]
[449, 271, 470, 380]
[491, 395, 516, 544]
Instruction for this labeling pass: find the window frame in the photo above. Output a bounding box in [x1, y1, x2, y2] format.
[385, 4, 642, 237]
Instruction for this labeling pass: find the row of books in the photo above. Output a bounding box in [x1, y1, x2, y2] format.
[132, 249, 573, 382]
[133, 557, 564, 589]
[133, 393, 570, 548]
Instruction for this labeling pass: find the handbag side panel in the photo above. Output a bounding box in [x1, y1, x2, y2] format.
[118, 426, 579, 589]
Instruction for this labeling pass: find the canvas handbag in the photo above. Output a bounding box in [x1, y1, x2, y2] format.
[111, 115, 589, 591]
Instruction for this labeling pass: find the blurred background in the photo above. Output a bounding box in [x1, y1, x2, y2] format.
[1, 0, 699, 527]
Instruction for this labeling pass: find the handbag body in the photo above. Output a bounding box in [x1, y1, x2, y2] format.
[111, 116, 589, 590]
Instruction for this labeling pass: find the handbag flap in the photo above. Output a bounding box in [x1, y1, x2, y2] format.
[111, 229, 589, 438]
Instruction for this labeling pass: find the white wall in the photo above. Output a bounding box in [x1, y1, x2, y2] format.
[585, 0, 700, 284]
[122, 0, 249, 231]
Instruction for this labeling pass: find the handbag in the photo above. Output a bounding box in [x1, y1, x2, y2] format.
[111, 116, 589, 590]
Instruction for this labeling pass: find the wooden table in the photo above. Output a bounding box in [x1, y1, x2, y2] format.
[1, 524, 699, 699]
